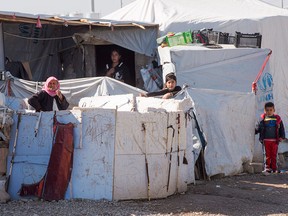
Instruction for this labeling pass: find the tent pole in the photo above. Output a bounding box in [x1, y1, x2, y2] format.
[91, 0, 95, 12]
[0, 22, 5, 72]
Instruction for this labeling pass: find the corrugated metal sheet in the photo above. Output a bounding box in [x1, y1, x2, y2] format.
[0, 11, 159, 29]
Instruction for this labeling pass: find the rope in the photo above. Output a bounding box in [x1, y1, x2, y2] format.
[4, 32, 73, 41]
[252, 50, 272, 94]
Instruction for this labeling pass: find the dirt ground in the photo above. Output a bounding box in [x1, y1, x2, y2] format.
[159, 172, 288, 216]
[1, 172, 288, 216]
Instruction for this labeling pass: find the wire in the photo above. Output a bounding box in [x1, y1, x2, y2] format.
[29, 45, 78, 62]
[4, 32, 73, 41]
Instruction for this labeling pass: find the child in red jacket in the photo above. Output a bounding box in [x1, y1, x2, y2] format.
[255, 102, 285, 174]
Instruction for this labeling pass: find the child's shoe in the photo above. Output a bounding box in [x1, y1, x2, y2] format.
[272, 170, 281, 174]
[262, 169, 271, 175]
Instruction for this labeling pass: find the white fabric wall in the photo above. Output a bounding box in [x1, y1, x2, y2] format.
[78, 94, 135, 111]
[158, 45, 271, 93]
[187, 88, 256, 177]
[0, 76, 146, 109]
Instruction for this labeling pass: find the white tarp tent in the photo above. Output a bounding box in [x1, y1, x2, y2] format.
[104, 0, 288, 135]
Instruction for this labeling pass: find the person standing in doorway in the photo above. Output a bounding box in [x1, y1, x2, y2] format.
[105, 48, 129, 83]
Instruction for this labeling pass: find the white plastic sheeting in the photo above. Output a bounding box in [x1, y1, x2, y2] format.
[136, 97, 191, 112]
[158, 45, 271, 93]
[114, 111, 187, 199]
[104, 0, 288, 34]
[78, 94, 135, 111]
[0, 76, 146, 110]
[137, 96, 196, 184]
[87, 26, 158, 57]
[187, 88, 256, 177]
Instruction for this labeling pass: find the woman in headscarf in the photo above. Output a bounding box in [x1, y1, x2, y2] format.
[28, 76, 69, 112]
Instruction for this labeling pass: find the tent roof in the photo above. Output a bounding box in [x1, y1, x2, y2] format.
[104, 0, 288, 33]
[0, 11, 159, 58]
[0, 11, 158, 29]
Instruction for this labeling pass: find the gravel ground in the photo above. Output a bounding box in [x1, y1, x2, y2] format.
[1, 173, 288, 216]
[1, 199, 160, 216]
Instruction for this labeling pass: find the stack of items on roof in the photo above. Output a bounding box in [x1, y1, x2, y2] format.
[157, 29, 262, 48]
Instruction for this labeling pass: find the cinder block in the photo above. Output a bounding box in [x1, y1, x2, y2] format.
[249, 162, 263, 173]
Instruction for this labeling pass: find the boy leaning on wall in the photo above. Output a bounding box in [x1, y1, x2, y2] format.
[255, 102, 285, 175]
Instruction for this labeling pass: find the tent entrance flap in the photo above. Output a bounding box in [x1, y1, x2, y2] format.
[74, 25, 158, 57]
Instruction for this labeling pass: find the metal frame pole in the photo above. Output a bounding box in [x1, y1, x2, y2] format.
[0, 22, 5, 71]
[91, 0, 95, 12]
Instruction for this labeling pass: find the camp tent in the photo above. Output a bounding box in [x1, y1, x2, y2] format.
[0, 11, 158, 86]
[260, 0, 288, 8]
[104, 0, 288, 174]
[104, 0, 288, 132]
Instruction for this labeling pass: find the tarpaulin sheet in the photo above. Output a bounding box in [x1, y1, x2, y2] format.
[187, 88, 256, 177]
[0, 76, 146, 109]
[158, 45, 271, 93]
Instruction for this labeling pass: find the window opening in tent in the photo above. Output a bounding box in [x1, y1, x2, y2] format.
[95, 44, 135, 86]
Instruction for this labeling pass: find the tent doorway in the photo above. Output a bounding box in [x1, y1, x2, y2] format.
[95, 45, 135, 86]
